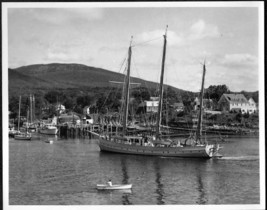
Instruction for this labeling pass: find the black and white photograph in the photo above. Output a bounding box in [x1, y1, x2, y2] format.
[2, 2, 265, 209]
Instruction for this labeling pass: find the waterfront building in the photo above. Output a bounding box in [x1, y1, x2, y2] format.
[138, 97, 159, 113]
[218, 94, 257, 114]
[58, 113, 81, 125]
[82, 114, 94, 124]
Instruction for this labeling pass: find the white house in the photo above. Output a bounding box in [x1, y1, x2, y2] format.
[138, 97, 159, 113]
[82, 115, 94, 124]
[218, 94, 257, 114]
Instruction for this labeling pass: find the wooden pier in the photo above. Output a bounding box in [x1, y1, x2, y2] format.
[58, 123, 123, 139]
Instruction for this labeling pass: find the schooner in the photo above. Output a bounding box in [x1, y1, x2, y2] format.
[98, 26, 222, 158]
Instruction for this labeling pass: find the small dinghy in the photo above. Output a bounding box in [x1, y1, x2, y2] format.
[44, 139, 54, 144]
[96, 184, 132, 190]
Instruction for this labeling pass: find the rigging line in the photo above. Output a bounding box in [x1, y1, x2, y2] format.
[98, 87, 113, 113]
[131, 54, 152, 98]
[100, 57, 128, 114]
[116, 52, 128, 75]
[132, 36, 162, 47]
[118, 57, 127, 74]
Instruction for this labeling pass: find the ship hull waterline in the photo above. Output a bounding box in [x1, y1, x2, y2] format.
[98, 138, 217, 159]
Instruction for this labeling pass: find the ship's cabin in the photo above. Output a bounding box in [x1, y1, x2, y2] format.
[102, 134, 155, 146]
[112, 136, 148, 146]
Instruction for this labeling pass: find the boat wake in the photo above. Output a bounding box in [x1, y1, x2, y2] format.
[219, 156, 259, 161]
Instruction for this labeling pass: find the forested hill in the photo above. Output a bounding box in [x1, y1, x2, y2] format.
[8, 63, 183, 95]
[9, 63, 153, 88]
[8, 63, 258, 103]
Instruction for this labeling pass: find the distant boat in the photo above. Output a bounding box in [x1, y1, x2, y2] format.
[96, 184, 132, 190]
[98, 26, 222, 159]
[14, 132, 32, 141]
[39, 124, 58, 135]
[14, 95, 32, 141]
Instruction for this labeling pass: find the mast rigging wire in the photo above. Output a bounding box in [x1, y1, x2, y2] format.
[132, 36, 162, 47]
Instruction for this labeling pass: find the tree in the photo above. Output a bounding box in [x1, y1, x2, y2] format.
[44, 90, 60, 104]
[240, 90, 259, 103]
[204, 84, 230, 102]
[9, 96, 19, 119]
[76, 95, 93, 108]
[63, 96, 76, 110]
[164, 86, 181, 105]
[235, 113, 242, 123]
[132, 87, 151, 103]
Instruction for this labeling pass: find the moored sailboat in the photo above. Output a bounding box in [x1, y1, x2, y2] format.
[98, 26, 222, 158]
[14, 95, 32, 141]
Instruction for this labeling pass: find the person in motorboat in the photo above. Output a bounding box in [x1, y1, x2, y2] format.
[107, 179, 112, 186]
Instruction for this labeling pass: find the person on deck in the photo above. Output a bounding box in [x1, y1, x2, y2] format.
[107, 179, 112, 186]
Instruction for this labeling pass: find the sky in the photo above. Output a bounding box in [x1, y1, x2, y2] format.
[6, 2, 263, 92]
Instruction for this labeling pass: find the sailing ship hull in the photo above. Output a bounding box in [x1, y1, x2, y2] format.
[99, 138, 215, 158]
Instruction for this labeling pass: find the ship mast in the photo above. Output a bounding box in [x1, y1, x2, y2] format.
[18, 95, 21, 131]
[30, 94, 33, 124]
[122, 36, 133, 136]
[196, 61, 206, 144]
[156, 26, 168, 139]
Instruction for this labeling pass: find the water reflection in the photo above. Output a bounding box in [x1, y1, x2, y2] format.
[196, 173, 206, 204]
[9, 136, 259, 204]
[120, 157, 129, 184]
[195, 161, 208, 204]
[153, 159, 165, 205]
[120, 157, 132, 205]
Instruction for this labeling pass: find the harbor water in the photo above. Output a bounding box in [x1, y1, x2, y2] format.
[9, 134, 260, 205]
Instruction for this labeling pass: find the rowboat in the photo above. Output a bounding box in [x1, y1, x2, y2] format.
[96, 184, 132, 190]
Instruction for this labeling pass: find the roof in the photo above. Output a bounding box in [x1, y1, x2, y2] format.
[248, 98, 256, 103]
[59, 113, 80, 120]
[222, 94, 248, 103]
[138, 101, 159, 107]
[150, 97, 159, 101]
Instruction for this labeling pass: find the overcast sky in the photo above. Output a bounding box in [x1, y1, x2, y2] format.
[6, 2, 263, 92]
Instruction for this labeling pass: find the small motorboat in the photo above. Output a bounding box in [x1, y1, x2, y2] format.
[96, 184, 132, 190]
